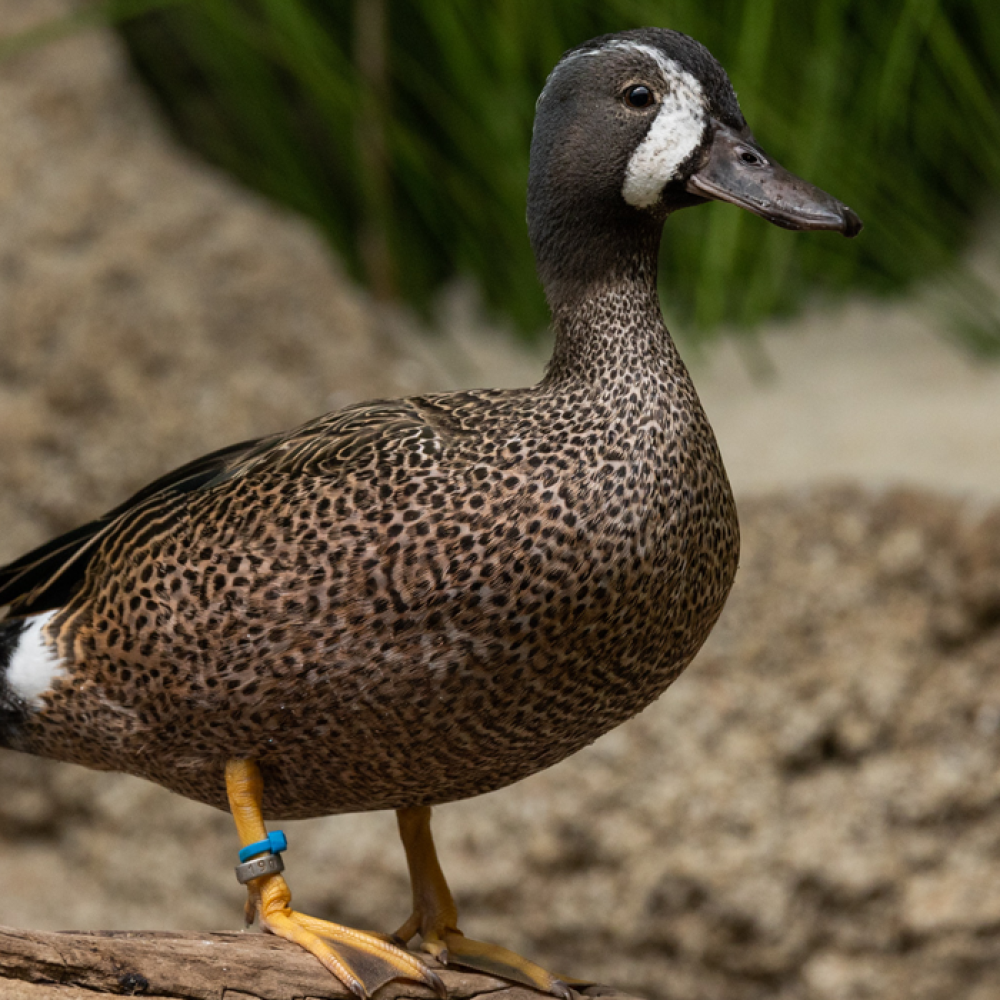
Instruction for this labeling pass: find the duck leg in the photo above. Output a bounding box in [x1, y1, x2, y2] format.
[225, 759, 444, 999]
[393, 805, 575, 998]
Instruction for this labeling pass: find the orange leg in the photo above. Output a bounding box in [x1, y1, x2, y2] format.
[226, 759, 444, 999]
[393, 805, 576, 998]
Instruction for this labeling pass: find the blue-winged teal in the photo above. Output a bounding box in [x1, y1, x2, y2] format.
[0, 27, 860, 999]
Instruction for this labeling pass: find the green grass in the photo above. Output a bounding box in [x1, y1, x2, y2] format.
[6, 1, 999, 349]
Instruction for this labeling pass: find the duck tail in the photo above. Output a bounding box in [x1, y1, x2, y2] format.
[0, 616, 32, 748]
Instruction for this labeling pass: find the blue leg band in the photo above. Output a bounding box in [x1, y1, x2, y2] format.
[238, 830, 288, 863]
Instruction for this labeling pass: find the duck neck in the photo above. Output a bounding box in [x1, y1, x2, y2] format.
[542, 229, 680, 386]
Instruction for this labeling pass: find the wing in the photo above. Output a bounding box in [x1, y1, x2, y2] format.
[0, 437, 269, 617]
[211, 397, 454, 483]
[0, 397, 456, 618]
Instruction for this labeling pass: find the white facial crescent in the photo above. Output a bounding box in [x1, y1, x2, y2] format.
[622, 57, 706, 209]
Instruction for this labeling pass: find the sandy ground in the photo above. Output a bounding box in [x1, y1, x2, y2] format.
[1, 4, 999, 1000]
[699, 291, 1000, 499]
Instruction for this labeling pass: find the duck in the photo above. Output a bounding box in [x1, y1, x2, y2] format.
[0, 26, 860, 999]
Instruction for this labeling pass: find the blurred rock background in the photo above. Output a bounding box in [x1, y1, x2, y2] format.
[1, 3, 999, 1000]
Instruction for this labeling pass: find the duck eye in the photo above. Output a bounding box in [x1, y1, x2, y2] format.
[624, 85, 654, 109]
[738, 148, 764, 166]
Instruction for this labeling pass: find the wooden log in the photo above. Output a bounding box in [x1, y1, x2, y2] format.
[0, 926, 634, 1000]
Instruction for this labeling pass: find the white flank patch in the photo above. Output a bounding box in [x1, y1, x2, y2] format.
[622, 60, 706, 209]
[7, 610, 64, 708]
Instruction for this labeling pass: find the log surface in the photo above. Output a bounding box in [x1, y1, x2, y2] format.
[0, 926, 634, 1000]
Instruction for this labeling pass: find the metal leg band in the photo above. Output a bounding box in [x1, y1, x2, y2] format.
[235, 851, 285, 885]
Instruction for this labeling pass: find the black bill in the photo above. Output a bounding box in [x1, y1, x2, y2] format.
[686, 122, 862, 237]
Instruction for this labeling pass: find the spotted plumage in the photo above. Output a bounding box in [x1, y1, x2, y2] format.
[0, 30, 859, 987]
[0, 260, 737, 816]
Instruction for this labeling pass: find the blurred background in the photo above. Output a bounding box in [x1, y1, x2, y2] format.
[59, 0, 1000, 344]
[0, 2, 999, 1000]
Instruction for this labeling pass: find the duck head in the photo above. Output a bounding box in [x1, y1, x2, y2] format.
[528, 28, 862, 308]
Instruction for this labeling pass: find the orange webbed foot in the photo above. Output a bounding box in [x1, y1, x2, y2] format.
[395, 805, 583, 998]
[226, 759, 444, 999]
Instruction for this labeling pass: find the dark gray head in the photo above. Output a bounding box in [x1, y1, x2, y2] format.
[528, 28, 862, 310]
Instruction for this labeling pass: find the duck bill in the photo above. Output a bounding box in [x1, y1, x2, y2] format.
[686, 122, 862, 237]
